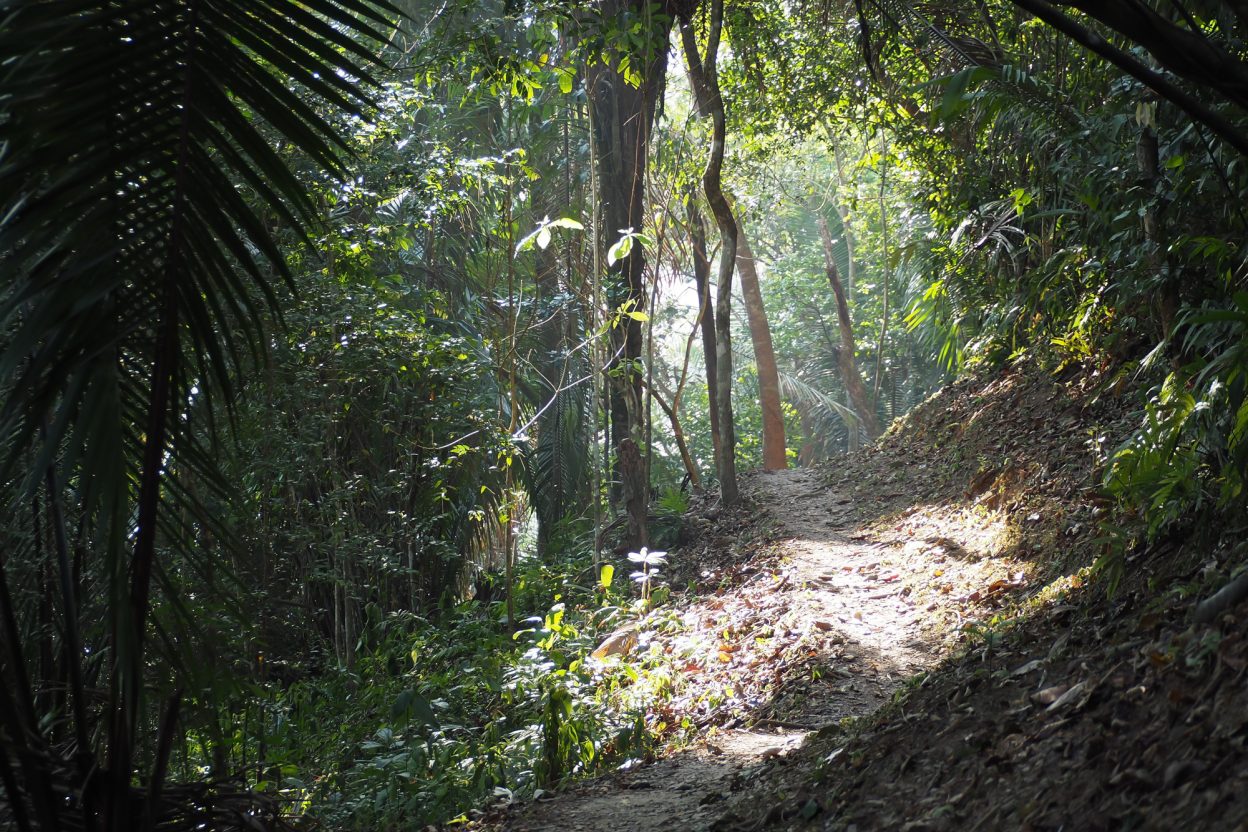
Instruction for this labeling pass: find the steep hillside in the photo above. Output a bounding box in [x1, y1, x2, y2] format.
[478, 358, 1248, 831]
[719, 359, 1248, 831]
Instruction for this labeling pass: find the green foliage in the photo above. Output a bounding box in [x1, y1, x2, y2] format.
[1106, 294, 1248, 544]
[262, 565, 673, 829]
[12, 0, 1248, 827]
[0, 0, 396, 821]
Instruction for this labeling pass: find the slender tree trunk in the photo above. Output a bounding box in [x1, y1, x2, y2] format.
[1136, 104, 1176, 344]
[832, 152, 860, 447]
[688, 200, 722, 466]
[736, 223, 786, 469]
[798, 405, 817, 466]
[819, 216, 881, 440]
[831, 146, 857, 295]
[874, 139, 890, 407]
[111, 287, 179, 828]
[681, 0, 738, 505]
[644, 380, 700, 486]
[532, 106, 568, 561]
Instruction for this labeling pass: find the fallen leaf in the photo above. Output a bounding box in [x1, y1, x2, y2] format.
[1031, 684, 1069, 706]
[1045, 681, 1089, 713]
[591, 626, 639, 660]
[995, 733, 1026, 757]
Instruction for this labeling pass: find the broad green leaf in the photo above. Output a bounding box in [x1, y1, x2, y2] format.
[607, 234, 632, 266]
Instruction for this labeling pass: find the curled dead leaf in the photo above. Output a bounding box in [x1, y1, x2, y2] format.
[1031, 684, 1069, 706]
[1044, 680, 1090, 713]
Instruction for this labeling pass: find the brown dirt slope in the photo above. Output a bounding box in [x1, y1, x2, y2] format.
[719, 360, 1248, 832]
[481, 359, 1248, 832]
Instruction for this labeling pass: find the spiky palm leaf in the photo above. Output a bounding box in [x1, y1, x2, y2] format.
[779, 369, 863, 450]
[0, 0, 395, 826]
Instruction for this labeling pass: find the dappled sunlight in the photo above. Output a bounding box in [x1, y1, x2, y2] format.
[498, 462, 1058, 830]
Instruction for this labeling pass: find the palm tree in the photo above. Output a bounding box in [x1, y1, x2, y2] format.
[0, 0, 394, 827]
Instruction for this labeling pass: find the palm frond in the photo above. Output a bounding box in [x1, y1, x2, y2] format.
[0, 0, 397, 824]
[779, 369, 863, 440]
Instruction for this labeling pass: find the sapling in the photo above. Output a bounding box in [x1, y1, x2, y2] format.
[627, 547, 668, 607]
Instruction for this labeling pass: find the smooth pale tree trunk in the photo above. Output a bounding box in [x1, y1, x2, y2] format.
[735, 224, 787, 469]
[832, 148, 857, 295]
[874, 139, 890, 407]
[681, 0, 738, 505]
[818, 215, 881, 441]
[586, 0, 671, 548]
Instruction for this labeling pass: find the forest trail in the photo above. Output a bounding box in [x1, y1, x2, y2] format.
[492, 463, 1011, 832]
[469, 363, 1248, 832]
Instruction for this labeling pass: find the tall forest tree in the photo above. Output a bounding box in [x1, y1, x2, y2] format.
[680, 0, 739, 504]
[586, 0, 676, 545]
[736, 221, 787, 469]
[819, 214, 881, 440]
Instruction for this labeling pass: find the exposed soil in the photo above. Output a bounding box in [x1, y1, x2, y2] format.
[489, 463, 962, 832]
[475, 359, 1248, 832]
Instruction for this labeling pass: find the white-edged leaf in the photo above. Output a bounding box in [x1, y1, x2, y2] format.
[607, 234, 632, 266]
[516, 227, 542, 253]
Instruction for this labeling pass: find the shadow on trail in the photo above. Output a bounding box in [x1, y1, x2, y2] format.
[498, 465, 1049, 832]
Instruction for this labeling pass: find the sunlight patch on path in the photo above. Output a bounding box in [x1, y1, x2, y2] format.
[497, 465, 1016, 831]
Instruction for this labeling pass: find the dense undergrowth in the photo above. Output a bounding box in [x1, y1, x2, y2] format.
[268, 557, 653, 828]
[263, 521, 760, 829]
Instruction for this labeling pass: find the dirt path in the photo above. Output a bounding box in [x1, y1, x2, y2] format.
[495, 467, 967, 832]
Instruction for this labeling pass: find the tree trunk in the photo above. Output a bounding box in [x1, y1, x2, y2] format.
[681, 0, 738, 505]
[687, 200, 722, 466]
[874, 139, 890, 408]
[644, 380, 700, 487]
[736, 223, 786, 469]
[585, 0, 672, 548]
[831, 151, 859, 446]
[818, 215, 881, 440]
[797, 404, 817, 466]
[1009, 0, 1248, 158]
